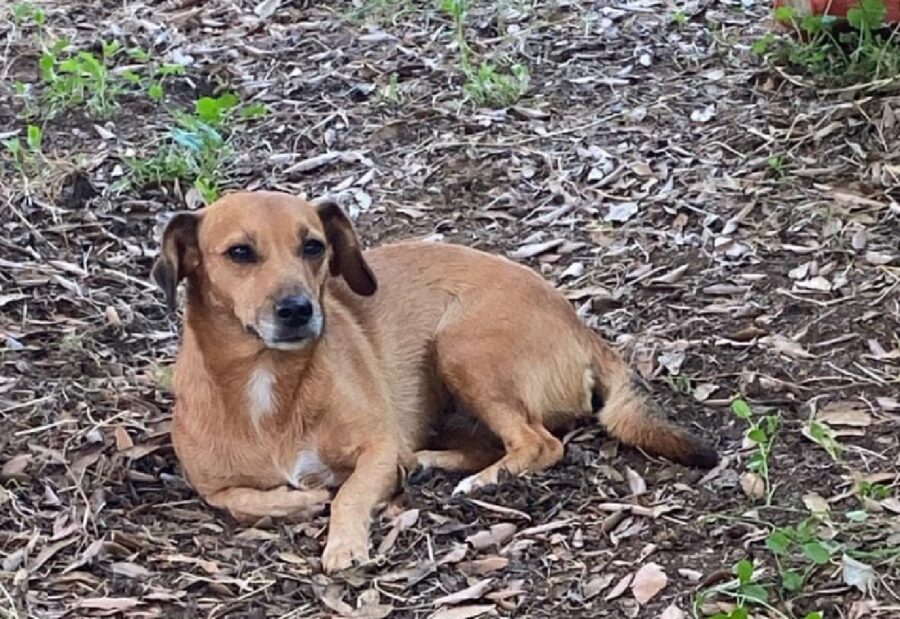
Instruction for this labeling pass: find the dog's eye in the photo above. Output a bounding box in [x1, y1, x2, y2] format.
[302, 239, 325, 258]
[226, 244, 257, 264]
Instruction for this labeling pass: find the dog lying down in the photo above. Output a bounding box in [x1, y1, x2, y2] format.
[151, 191, 718, 573]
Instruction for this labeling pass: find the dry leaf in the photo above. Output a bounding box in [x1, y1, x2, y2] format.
[864, 251, 894, 265]
[508, 239, 563, 260]
[76, 597, 140, 611]
[459, 556, 509, 576]
[625, 467, 646, 496]
[433, 578, 494, 607]
[114, 425, 134, 451]
[693, 383, 717, 402]
[802, 493, 830, 515]
[630, 161, 653, 176]
[438, 545, 468, 565]
[111, 561, 152, 579]
[605, 573, 632, 601]
[284, 152, 341, 174]
[428, 605, 495, 619]
[650, 264, 689, 285]
[795, 276, 832, 292]
[604, 202, 639, 223]
[816, 402, 872, 427]
[465, 523, 516, 550]
[842, 554, 874, 594]
[881, 498, 900, 514]
[690, 105, 715, 123]
[631, 562, 667, 604]
[1, 454, 31, 481]
[760, 334, 813, 359]
[660, 604, 685, 619]
[583, 573, 615, 599]
[740, 472, 765, 499]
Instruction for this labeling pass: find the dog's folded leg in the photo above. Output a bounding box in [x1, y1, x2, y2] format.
[206, 485, 330, 523]
[321, 445, 399, 574]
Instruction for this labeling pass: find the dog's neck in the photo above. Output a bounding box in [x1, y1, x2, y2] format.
[179, 297, 319, 430]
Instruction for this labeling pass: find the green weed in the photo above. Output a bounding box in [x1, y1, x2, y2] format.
[768, 155, 786, 177]
[37, 39, 125, 117]
[440, 0, 529, 108]
[732, 398, 779, 504]
[378, 73, 403, 105]
[766, 518, 840, 595]
[12, 1, 46, 28]
[123, 47, 187, 103]
[126, 93, 266, 204]
[756, 0, 900, 89]
[3, 124, 44, 182]
[26, 38, 188, 118]
[806, 420, 842, 461]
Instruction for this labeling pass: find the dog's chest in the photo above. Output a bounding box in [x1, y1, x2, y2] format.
[285, 448, 339, 489]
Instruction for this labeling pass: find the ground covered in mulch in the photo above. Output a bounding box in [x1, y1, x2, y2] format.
[1, 1, 898, 617]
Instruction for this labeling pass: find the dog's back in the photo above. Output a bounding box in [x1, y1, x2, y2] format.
[329, 241, 717, 470]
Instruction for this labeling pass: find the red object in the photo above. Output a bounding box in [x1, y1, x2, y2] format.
[773, 0, 900, 23]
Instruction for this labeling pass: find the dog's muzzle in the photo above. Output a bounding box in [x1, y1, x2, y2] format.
[253, 294, 323, 350]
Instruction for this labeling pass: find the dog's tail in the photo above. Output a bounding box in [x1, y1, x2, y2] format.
[589, 337, 719, 468]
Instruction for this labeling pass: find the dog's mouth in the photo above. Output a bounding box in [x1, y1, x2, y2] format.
[244, 318, 323, 351]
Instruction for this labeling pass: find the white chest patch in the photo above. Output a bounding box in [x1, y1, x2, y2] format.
[289, 449, 337, 488]
[246, 365, 277, 425]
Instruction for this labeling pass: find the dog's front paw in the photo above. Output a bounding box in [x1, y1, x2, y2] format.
[452, 472, 488, 496]
[321, 533, 369, 574]
[452, 466, 502, 496]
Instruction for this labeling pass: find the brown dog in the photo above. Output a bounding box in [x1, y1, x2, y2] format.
[152, 191, 717, 573]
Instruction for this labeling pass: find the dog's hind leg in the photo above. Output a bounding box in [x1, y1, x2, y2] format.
[450, 415, 563, 495]
[432, 336, 565, 495]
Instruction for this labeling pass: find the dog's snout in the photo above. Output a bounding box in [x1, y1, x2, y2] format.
[275, 295, 314, 328]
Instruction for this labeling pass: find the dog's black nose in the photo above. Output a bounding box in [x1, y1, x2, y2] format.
[275, 295, 314, 328]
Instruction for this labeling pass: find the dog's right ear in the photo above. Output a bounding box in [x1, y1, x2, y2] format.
[151, 212, 201, 312]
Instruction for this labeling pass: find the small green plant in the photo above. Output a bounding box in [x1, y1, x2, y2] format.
[128, 115, 231, 204]
[697, 556, 827, 619]
[732, 398, 779, 504]
[806, 420, 842, 461]
[672, 10, 688, 25]
[378, 73, 403, 105]
[28, 39, 186, 118]
[463, 61, 530, 108]
[766, 518, 839, 593]
[695, 559, 767, 618]
[858, 481, 890, 500]
[757, 0, 900, 89]
[126, 93, 266, 204]
[4, 124, 44, 181]
[12, 1, 46, 27]
[767, 155, 785, 176]
[845, 480, 893, 521]
[38, 39, 122, 117]
[440, 0, 529, 108]
[123, 48, 187, 103]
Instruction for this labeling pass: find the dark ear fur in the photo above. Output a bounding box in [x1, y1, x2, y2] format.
[151, 212, 201, 311]
[314, 199, 377, 296]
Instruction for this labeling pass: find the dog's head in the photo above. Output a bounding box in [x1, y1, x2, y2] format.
[151, 191, 377, 351]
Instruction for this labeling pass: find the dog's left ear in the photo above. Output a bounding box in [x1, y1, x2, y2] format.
[151, 212, 202, 311]
[314, 199, 377, 296]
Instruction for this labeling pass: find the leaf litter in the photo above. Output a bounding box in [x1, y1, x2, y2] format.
[1, 0, 898, 617]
